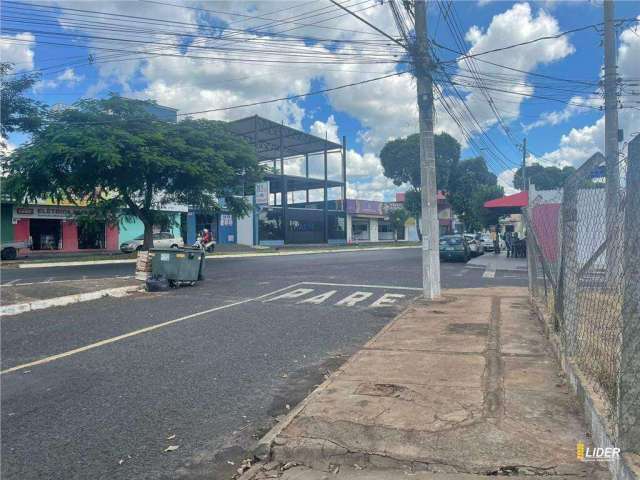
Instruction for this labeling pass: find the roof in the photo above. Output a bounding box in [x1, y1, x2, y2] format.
[227, 115, 343, 162]
[483, 191, 528, 209]
[265, 173, 343, 193]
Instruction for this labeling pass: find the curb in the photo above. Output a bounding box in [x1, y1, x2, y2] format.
[0, 285, 142, 316]
[14, 245, 420, 269]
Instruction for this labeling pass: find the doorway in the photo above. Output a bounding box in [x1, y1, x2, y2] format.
[30, 219, 62, 250]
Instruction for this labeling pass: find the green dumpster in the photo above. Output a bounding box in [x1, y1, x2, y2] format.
[149, 247, 205, 286]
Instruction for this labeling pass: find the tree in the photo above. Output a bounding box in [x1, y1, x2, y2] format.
[0, 63, 48, 147]
[387, 208, 409, 241]
[513, 162, 575, 190]
[379, 132, 461, 191]
[447, 156, 501, 231]
[2, 96, 262, 249]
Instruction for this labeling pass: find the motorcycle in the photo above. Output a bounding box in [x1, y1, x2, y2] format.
[193, 235, 216, 253]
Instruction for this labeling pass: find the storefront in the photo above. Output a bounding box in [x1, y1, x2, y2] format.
[345, 199, 385, 243]
[10, 204, 119, 252]
[185, 209, 236, 245]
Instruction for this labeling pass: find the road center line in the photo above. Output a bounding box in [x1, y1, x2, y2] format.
[1, 282, 302, 375]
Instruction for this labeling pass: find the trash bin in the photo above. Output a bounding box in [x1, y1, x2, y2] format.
[149, 247, 205, 286]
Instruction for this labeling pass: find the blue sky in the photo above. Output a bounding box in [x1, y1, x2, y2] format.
[2, 0, 639, 200]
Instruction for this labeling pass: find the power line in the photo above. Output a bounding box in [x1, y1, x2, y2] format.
[326, 0, 406, 48]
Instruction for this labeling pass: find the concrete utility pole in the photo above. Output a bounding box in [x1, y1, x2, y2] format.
[604, 0, 620, 281]
[414, 0, 441, 299]
[522, 138, 527, 191]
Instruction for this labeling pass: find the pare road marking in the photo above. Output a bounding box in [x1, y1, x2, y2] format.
[263, 285, 411, 308]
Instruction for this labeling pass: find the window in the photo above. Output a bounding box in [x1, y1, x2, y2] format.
[258, 208, 283, 242]
[328, 212, 346, 240]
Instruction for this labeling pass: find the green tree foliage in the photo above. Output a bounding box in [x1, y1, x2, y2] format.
[0, 63, 48, 147]
[2, 96, 262, 249]
[447, 156, 503, 231]
[379, 132, 461, 190]
[513, 162, 575, 190]
[387, 208, 409, 241]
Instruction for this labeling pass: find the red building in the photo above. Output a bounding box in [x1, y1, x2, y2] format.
[10, 204, 119, 253]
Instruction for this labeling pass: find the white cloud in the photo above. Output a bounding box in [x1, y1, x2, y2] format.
[0, 33, 35, 71]
[498, 167, 519, 195]
[57, 68, 84, 85]
[522, 95, 601, 132]
[536, 17, 640, 168]
[449, 3, 574, 139]
[310, 115, 339, 143]
[35, 68, 85, 92]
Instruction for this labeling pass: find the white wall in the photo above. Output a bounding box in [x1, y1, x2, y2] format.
[237, 196, 254, 246]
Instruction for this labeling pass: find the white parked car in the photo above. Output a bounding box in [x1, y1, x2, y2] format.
[120, 232, 184, 252]
[480, 233, 506, 252]
[481, 234, 495, 252]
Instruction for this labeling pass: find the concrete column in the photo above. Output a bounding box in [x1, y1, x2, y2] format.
[342, 136, 348, 243]
[280, 124, 287, 244]
[618, 134, 640, 452]
[323, 143, 328, 243]
[186, 211, 196, 245]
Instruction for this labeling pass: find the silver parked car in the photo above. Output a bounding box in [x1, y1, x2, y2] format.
[120, 232, 184, 252]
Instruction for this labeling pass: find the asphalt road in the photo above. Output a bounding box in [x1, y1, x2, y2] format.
[1, 249, 527, 480]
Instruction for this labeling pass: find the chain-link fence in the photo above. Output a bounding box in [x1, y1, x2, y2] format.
[525, 135, 639, 454]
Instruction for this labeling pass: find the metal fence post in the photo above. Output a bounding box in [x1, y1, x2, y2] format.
[619, 134, 640, 453]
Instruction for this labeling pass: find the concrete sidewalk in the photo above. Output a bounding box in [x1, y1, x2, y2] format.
[242, 287, 608, 479]
[467, 252, 527, 272]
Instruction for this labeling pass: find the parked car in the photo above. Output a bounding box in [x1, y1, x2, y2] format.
[1, 240, 31, 260]
[120, 232, 184, 252]
[481, 234, 495, 252]
[464, 234, 484, 257]
[439, 235, 471, 262]
[480, 233, 506, 252]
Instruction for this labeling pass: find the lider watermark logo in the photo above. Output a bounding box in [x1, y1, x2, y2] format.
[576, 441, 620, 462]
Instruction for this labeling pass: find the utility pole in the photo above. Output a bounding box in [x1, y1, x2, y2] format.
[414, 0, 441, 299]
[604, 0, 620, 282]
[522, 138, 527, 191]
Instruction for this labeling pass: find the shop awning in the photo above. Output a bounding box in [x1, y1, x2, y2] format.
[484, 191, 528, 211]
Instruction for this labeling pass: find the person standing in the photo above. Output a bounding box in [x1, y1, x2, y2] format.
[505, 230, 513, 258]
[491, 228, 500, 254]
